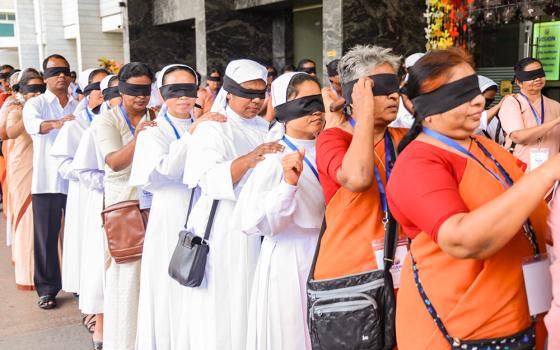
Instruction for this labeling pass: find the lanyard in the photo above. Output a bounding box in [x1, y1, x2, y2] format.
[119, 102, 136, 135]
[346, 114, 394, 223]
[164, 113, 181, 140]
[281, 136, 319, 181]
[422, 127, 540, 255]
[84, 97, 94, 123]
[519, 93, 545, 125]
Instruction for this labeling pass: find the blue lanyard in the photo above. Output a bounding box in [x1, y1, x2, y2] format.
[422, 127, 540, 255]
[422, 127, 512, 189]
[84, 97, 94, 123]
[346, 114, 394, 220]
[281, 136, 319, 181]
[119, 102, 135, 135]
[519, 93, 545, 125]
[164, 113, 181, 140]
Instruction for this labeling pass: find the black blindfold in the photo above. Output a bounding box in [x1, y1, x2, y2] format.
[83, 82, 101, 96]
[118, 81, 152, 97]
[159, 83, 198, 100]
[20, 83, 47, 94]
[207, 76, 221, 82]
[223, 75, 266, 100]
[412, 74, 481, 120]
[515, 67, 546, 82]
[103, 86, 120, 101]
[299, 67, 316, 75]
[274, 94, 325, 123]
[43, 67, 71, 79]
[342, 74, 400, 105]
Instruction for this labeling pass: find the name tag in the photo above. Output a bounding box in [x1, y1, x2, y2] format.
[522, 255, 552, 316]
[138, 189, 153, 210]
[373, 239, 408, 288]
[529, 148, 549, 171]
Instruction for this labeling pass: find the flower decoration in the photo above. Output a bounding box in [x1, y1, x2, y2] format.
[98, 57, 122, 74]
[425, 0, 474, 51]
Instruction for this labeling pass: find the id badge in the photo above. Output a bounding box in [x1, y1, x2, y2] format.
[522, 255, 552, 316]
[138, 189, 153, 210]
[372, 239, 408, 288]
[529, 148, 549, 171]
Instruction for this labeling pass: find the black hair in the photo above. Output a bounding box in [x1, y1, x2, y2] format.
[70, 71, 77, 77]
[162, 66, 197, 85]
[88, 68, 110, 84]
[297, 59, 316, 69]
[0, 64, 14, 71]
[326, 59, 340, 76]
[108, 75, 119, 87]
[118, 62, 154, 83]
[267, 65, 278, 75]
[209, 68, 221, 77]
[286, 73, 321, 100]
[398, 48, 475, 153]
[19, 68, 43, 89]
[514, 57, 543, 74]
[42, 54, 70, 71]
[282, 64, 295, 74]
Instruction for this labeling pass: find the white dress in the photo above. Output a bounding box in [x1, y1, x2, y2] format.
[131, 113, 193, 350]
[232, 135, 325, 350]
[179, 106, 268, 350]
[50, 106, 95, 294]
[92, 106, 150, 350]
[72, 126, 107, 315]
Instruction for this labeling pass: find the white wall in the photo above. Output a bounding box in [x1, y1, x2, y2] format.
[39, 0, 78, 70]
[0, 0, 14, 10]
[0, 48, 19, 67]
[76, 0, 124, 71]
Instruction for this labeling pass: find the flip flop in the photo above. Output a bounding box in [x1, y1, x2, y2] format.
[37, 295, 57, 310]
[83, 314, 96, 334]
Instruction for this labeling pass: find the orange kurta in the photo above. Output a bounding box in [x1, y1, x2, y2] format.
[314, 127, 407, 279]
[6, 110, 34, 289]
[394, 136, 548, 349]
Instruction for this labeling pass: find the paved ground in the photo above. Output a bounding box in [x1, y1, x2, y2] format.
[0, 215, 91, 350]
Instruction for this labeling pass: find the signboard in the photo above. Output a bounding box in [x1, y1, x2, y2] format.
[533, 21, 560, 81]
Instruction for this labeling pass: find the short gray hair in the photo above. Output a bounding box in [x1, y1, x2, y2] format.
[338, 45, 401, 84]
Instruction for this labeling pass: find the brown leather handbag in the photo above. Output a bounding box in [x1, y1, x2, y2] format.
[101, 200, 149, 264]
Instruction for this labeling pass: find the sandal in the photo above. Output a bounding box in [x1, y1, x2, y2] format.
[92, 339, 103, 350]
[82, 314, 96, 334]
[37, 295, 57, 310]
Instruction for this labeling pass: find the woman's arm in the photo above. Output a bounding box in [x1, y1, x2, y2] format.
[6, 109, 25, 139]
[438, 155, 560, 259]
[105, 138, 137, 172]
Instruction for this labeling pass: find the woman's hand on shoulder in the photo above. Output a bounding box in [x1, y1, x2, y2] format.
[188, 112, 227, 134]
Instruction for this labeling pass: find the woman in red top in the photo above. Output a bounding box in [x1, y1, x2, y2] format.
[386, 48, 556, 349]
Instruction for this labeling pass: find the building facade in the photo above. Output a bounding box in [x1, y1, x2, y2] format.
[0, 0, 125, 71]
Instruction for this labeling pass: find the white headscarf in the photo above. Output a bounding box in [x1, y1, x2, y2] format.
[267, 72, 308, 141]
[73, 68, 98, 115]
[210, 59, 268, 113]
[100, 74, 116, 92]
[404, 52, 426, 68]
[478, 75, 498, 93]
[155, 64, 198, 118]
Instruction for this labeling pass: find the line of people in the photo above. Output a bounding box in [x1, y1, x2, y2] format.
[0, 44, 559, 350]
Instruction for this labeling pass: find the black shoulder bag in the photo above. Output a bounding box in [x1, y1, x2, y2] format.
[306, 132, 399, 350]
[168, 188, 219, 287]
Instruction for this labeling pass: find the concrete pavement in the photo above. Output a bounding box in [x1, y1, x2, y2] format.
[0, 217, 91, 350]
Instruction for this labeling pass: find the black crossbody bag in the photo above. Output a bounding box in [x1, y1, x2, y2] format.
[306, 134, 399, 350]
[168, 188, 219, 287]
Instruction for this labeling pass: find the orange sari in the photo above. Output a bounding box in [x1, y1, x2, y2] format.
[396, 136, 548, 349]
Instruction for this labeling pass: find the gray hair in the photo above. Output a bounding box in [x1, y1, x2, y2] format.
[338, 45, 402, 84]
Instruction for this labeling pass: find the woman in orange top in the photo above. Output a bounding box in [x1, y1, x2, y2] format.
[315, 45, 407, 280]
[387, 48, 553, 350]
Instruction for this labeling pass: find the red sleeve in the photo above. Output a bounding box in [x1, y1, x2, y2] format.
[387, 141, 469, 241]
[316, 128, 353, 204]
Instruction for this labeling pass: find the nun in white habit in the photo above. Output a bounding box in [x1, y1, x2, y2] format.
[232, 72, 325, 350]
[51, 68, 108, 294]
[179, 59, 284, 350]
[130, 64, 225, 350]
[100, 74, 121, 115]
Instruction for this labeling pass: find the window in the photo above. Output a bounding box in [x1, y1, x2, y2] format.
[0, 23, 13, 37]
[0, 12, 15, 37]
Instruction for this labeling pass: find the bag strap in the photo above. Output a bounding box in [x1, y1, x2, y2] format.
[306, 217, 326, 283]
[202, 200, 219, 242]
[183, 188, 197, 229]
[382, 133, 399, 272]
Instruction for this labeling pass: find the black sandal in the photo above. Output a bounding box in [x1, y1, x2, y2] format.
[83, 314, 96, 334]
[37, 295, 57, 310]
[92, 339, 103, 350]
